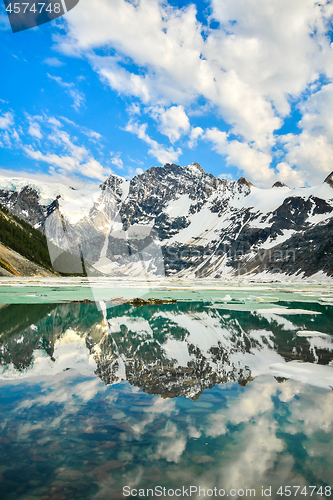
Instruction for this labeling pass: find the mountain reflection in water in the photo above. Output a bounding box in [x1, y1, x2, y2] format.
[1, 300, 333, 396]
[0, 300, 333, 499]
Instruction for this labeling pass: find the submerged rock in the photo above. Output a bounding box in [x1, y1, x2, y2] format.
[125, 297, 177, 307]
[70, 299, 93, 303]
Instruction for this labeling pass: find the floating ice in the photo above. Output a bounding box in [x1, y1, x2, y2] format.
[270, 361, 333, 390]
[296, 330, 332, 339]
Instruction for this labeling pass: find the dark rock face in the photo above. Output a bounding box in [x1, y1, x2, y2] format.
[272, 181, 288, 188]
[0, 186, 58, 230]
[226, 219, 333, 278]
[0, 162, 332, 279]
[118, 163, 222, 231]
[100, 175, 125, 201]
[324, 171, 333, 188]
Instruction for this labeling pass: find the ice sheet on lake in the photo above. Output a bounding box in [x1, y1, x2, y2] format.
[296, 330, 332, 339]
[269, 361, 333, 390]
[210, 304, 321, 315]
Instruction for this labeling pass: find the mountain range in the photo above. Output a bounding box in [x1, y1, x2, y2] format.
[0, 162, 332, 280]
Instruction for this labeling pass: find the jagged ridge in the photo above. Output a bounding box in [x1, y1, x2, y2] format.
[0, 164, 332, 279]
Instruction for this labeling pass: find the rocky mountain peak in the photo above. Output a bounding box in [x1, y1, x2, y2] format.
[324, 172, 333, 188]
[237, 176, 254, 188]
[159, 162, 206, 177]
[272, 181, 288, 188]
[101, 173, 126, 191]
[186, 161, 205, 173]
[162, 162, 183, 171]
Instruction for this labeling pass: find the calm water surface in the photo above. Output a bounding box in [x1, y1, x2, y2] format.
[0, 292, 333, 500]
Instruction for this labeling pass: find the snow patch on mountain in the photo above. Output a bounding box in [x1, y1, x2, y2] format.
[0, 175, 95, 207]
[165, 194, 193, 218]
[58, 187, 102, 225]
[261, 229, 296, 250]
[166, 208, 223, 245]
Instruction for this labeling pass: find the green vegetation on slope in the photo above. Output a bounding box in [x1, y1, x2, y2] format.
[0, 203, 54, 271]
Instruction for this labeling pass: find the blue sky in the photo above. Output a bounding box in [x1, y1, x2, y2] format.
[1, 0, 333, 188]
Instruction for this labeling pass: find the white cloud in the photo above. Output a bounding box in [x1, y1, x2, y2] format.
[298, 83, 333, 140]
[0, 111, 14, 130]
[209, 0, 333, 112]
[48, 116, 62, 128]
[276, 382, 333, 457]
[218, 172, 234, 181]
[225, 140, 274, 185]
[24, 146, 76, 172]
[188, 126, 203, 149]
[24, 145, 110, 181]
[275, 83, 333, 186]
[127, 103, 141, 116]
[206, 378, 277, 438]
[125, 119, 181, 164]
[60, 115, 102, 141]
[91, 54, 152, 104]
[0, 131, 11, 148]
[0, 167, 93, 188]
[52, 0, 333, 185]
[12, 129, 20, 142]
[21, 116, 111, 181]
[28, 121, 43, 139]
[44, 57, 65, 67]
[0, 112, 108, 183]
[151, 421, 186, 463]
[281, 131, 333, 185]
[274, 162, 305, 188]
[70, 91, 85, 112]
[47, 74, 85, 111]
[258, 83, 333, 186]
[80, 157, 110, 180]
[57, 0, 329, 133]
[205, 128, 274, 186]
[129, 157, 144, 165]
[204, 128, 228, 154]
[110, 152, 124, 169]
[85, 130, 102, 141]
[48, 128, 88, 161]
[220, 417, 285, 490]
[150, 105, 190, 143]
[0, 111, 17, 149]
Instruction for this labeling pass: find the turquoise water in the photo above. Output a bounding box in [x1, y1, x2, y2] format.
[0, 289, 333, 499]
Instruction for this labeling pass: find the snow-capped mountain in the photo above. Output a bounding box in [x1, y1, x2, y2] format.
[0, 163, 332, 279]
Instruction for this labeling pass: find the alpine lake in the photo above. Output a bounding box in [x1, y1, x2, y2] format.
[0, 278, 333, 500]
